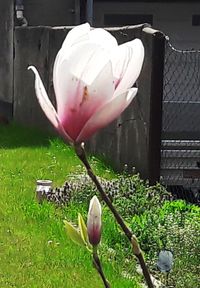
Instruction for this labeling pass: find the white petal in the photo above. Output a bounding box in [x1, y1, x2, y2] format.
[61, 23, 91, 50]
[28, 66, 73, 142]
[53, 26, 116, 108]
[53, 43, 113, 118]
[55, 59, 114, 142]
[88, 196, 102, 216]
[89, 28, 118, 51]
[110, 45, 130, 87]
[76, 88, 138, 142]
[53, 23, 91, 95]
[111, 39, 144, 94]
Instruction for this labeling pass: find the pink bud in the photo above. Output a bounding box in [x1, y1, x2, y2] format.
[29, 23, 144, 144]
[87, 196, 102, 246]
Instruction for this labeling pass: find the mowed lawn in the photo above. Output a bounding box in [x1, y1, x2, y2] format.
[0, 124, 142, 288]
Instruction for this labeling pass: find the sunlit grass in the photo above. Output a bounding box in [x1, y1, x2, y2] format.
[0, 123, 141, 288]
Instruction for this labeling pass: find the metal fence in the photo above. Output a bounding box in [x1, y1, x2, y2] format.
[161, 39, 200, 204]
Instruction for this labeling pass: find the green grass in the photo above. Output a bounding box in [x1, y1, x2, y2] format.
[0, 124, 142, 288]
[1, 123, 199, 288]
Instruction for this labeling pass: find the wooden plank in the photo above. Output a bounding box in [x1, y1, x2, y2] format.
[183, 169, 200, 179]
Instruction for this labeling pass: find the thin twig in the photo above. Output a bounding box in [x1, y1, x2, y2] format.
[74, 143, 154, 288]
[93, 247, 111, 288]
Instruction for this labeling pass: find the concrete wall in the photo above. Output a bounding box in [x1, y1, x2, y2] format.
[13, 25, 165, 183]
[14, 27, 67, 130]
[0, 0, 13, 119]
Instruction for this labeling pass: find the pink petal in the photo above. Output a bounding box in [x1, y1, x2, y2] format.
[87, 196, 102, 246]
[60, 61, 114, 141]
[53, 43, 114, 141]
[87, 225, 101, 246]
[111, 39, 144, 94]
[76, 88, 138, 142]
[28, 66, 73, 143]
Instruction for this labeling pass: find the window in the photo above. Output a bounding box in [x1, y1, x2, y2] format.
[192, 15, 200, 26]
[104, 14, 153, 27]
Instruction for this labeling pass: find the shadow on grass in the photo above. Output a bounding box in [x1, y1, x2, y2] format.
[0, 122, 116, 177]
[0, 122, 57, 149]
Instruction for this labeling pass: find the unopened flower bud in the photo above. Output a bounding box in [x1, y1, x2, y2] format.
[87, 196, 102, 246]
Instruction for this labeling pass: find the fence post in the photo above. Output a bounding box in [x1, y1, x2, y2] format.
[143, 27, 166, 184]
[0, 0, 13, 120]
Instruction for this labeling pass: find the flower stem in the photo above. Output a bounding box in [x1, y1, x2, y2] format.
[93, 246, 111, 288]
[75, 143, 154, 288]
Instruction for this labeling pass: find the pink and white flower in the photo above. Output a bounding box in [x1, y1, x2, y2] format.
[29, 23, 144, 144]
[87, 195, 102, 246]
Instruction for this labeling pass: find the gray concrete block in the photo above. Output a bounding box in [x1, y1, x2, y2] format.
[14, 27, 52, 130]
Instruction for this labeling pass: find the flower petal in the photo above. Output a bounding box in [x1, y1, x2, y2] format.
[53, 23, 91, 95]
[76, 88, 138, 142]
[61, 23, 91, 50]
[111, 39, 144, 94]
[53, 43, 114, 141]
[28, 66, 73, 142]
[87, 196, 102, 246]
[89, 28, 118, 51]
[58, 58, 114, 142]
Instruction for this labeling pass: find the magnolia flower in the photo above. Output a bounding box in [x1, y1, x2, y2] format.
[29, 23, 144, 144]
[87, 196, 102, 246]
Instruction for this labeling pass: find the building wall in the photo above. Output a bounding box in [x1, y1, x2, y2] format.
[94, 2, 200, 49]
[23, 0, 80, 26]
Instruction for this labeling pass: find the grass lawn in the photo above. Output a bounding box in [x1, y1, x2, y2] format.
[0, 124, 142, 288]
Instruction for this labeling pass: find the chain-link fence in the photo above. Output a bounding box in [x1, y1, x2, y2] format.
[161, 39, 200, 205]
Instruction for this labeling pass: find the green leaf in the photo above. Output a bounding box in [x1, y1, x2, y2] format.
[78, 213, 92, 250]
[63, 220, 86, 248]
[78, 213, 88, 244]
